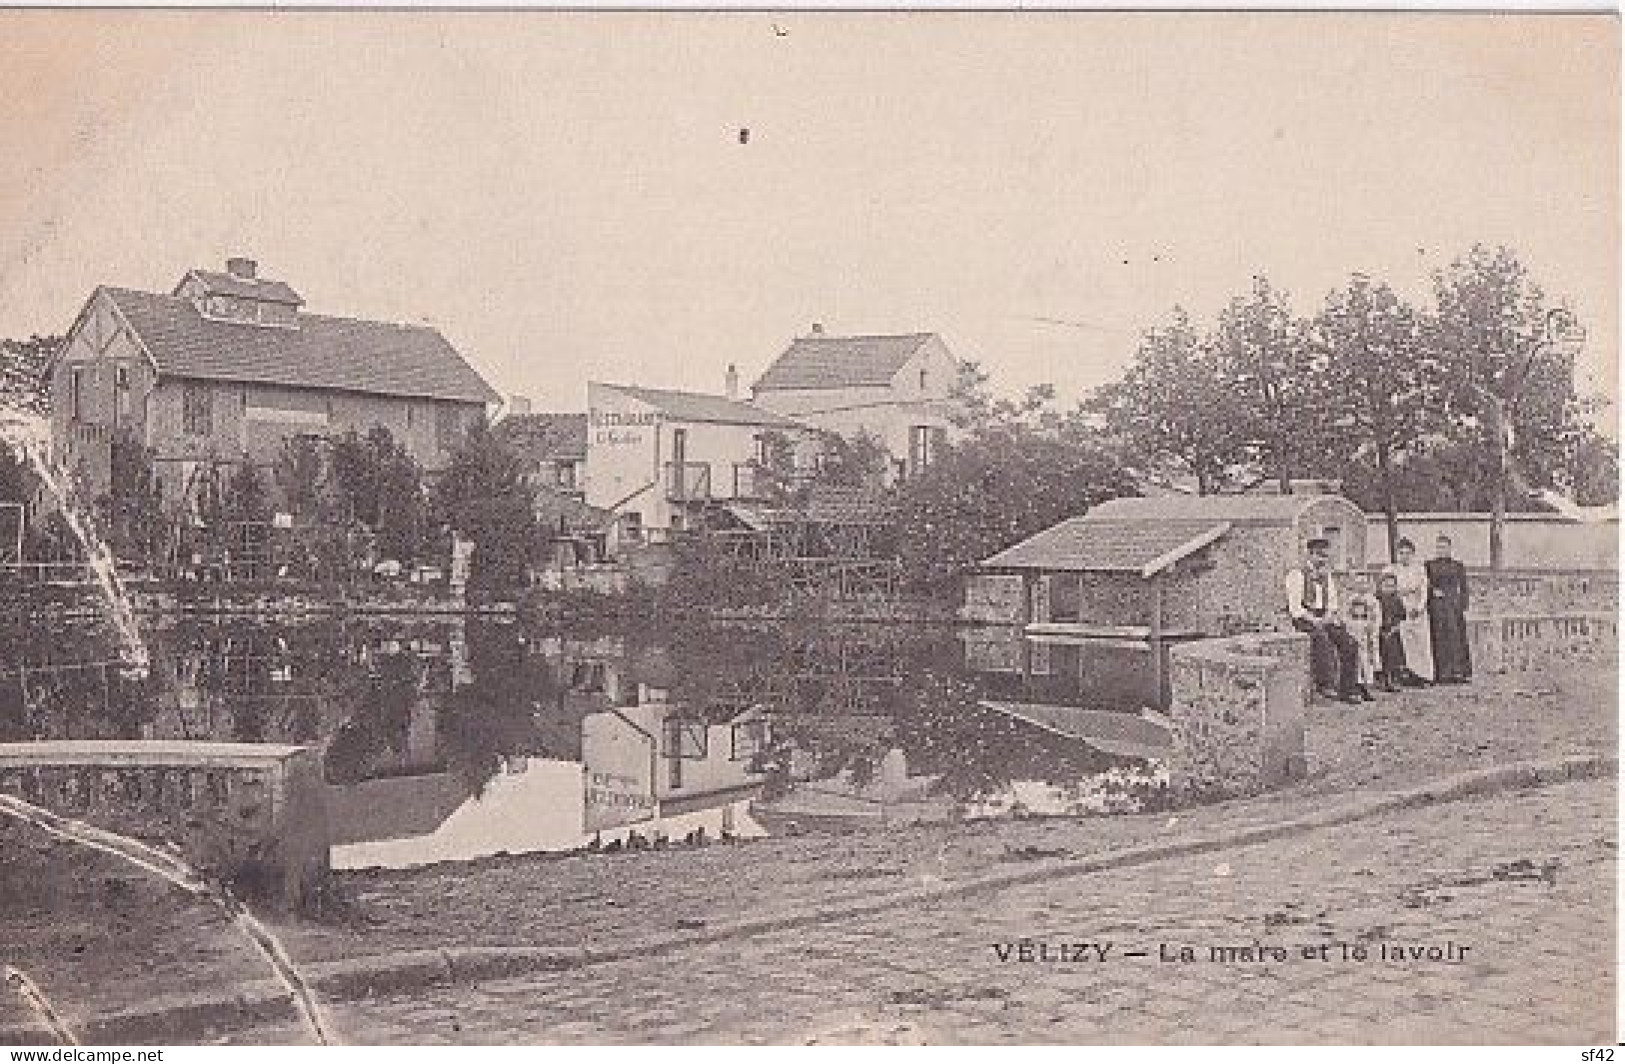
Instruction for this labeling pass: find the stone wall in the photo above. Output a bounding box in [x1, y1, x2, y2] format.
[1464, 569, 1617, 615]
[962, 573, 1024, 624]
[1467, 612, 1618, 674]
[1166, 632, 1309, 801]
[0, 741, 330, 908]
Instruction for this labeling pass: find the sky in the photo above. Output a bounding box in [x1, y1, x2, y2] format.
[0, 12, 1616, 427]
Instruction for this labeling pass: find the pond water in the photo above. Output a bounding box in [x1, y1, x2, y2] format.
[0, 615, 1171, 869]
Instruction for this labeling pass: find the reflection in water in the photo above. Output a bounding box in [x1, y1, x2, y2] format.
[0, 615, 1170, 865]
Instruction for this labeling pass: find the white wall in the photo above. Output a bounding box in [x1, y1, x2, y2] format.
[585, 382, 806, 531]
[1367, 514, 1618, 570]
[584, 383, 663, 522]
[751, 335, 961, 477]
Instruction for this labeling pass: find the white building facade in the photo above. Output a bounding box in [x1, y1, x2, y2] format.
[750, 328, 963, 482]
[584, 382, 812, 537]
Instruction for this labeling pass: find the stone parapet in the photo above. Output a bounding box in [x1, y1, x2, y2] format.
[0, 740, 330, 908]
[1467, 611, 1618, 674]
[1167, 632, 1309, 801]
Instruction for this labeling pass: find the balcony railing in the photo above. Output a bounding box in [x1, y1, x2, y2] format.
[664, 462, 711, 503]
[732, 462, 773, 501]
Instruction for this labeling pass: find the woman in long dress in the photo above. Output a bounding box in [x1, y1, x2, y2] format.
[1426, 534, 1473, 683]
[1382, 537, 1434, 684]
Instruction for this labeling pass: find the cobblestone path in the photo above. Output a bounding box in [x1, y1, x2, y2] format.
[230, 777, 1615, 1045]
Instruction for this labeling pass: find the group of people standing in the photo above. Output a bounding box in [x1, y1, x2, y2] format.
[1285, 534, 1473, 704]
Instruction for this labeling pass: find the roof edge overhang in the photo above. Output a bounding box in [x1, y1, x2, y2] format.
[1140, 521, 1232, 578]
[157, 369, 496, 406]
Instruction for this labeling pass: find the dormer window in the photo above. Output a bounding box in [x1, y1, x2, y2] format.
[178, 259, 304, 329]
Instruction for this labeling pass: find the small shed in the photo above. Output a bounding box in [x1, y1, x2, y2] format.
[979, 491, 1367, 647]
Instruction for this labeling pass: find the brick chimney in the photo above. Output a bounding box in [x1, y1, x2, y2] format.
[810, 322, 825, 336]
[507, 395, 533, 417]
[725, 364, 739, 401]
[226, 257, 258, 280]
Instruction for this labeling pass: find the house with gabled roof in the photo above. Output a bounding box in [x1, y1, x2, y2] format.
[584, 380, 814, 538]
[750, 325, 963, 482]
[980, 493, 1369, 636]
[492, 411, 588, 499]
[48, 257, 500, 505]
[972, 493, 1368, 708]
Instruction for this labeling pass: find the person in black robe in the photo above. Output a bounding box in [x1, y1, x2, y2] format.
[1425, 535, 1472, 684]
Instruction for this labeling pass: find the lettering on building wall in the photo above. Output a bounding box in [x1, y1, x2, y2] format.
[590, 408, 664, 446]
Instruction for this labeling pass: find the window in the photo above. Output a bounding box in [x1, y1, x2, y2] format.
[69, 367, 84, 421]
[115, 365, 129, 390]
[663, 717, 708, 759]
[436, 405, 464, 451]
[183, 383, 213, 437]
[556, 460, 579, 492]
[919, 367, 928, 390]
[731, 719, 770, 761]
[406, 403, 415, 430]
[908, 425, 932, 475]
[753, 434, 771, 466]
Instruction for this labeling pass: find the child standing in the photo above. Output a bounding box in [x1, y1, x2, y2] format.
[1375, 572, 1409, 692]
[1342, 572, 1381, 702]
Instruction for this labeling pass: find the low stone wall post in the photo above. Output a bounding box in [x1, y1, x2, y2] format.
[0, 741, 331, 910]
[1167, 632, 1310, 801]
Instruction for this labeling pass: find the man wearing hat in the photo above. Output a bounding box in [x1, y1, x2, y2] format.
[1284, 536, 1361, 703]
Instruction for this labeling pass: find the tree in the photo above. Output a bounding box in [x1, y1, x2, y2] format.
[0, 335, 57, 417]
[430, 422, 539, 589]
[1213, 276, 1327, 493]
[1430, 245, 1586, 568]
[102, 438, 166, 564]
[1087, 307, 1253, 494]
[811, 430, 891, 491]
[1561, 424, 1619, 507]
[221, 461, 273, 524]
[273, 435, 332, 521]
[1313, 275, 1436, 560]
[892, 420, 1136, 595]
[327, 427, 429, 563]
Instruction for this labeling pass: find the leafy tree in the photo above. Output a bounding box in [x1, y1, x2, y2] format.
[430, 422, 539, 588]
[327, 427, 429, 563]
[1429, 245, 1586, 567]
[1087, 307, 1253, 494]
[810, 430, 892, 491]
[1561, 424, 1619, 507]
[892, 420, 1136, 595]
[0, 335, 57, 416]
[1312, 275, 1436, 560]
[272, 435, 333, 521]
[1213, 276, 1327, 493]
[221, 462, 273, 524]
[102, 438, 166, 564]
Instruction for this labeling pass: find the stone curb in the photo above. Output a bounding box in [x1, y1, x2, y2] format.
[5, 752, 1614, 1045]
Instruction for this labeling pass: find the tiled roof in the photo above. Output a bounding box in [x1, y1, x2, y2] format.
[180, 269, 304, 306]
[596, 383, 800, 427]
[103, 287, 499, 404]
[753, 333, 936, 391]
[981, 518, 1231, 576]
[493, 413, 587, 461]
[800, 487, 897, 525]
[720, 488, 896, 531]
[1087, 494, 1347, 526]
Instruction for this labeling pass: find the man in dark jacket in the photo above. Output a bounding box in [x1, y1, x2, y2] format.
[1284, 537, 1360, 703]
